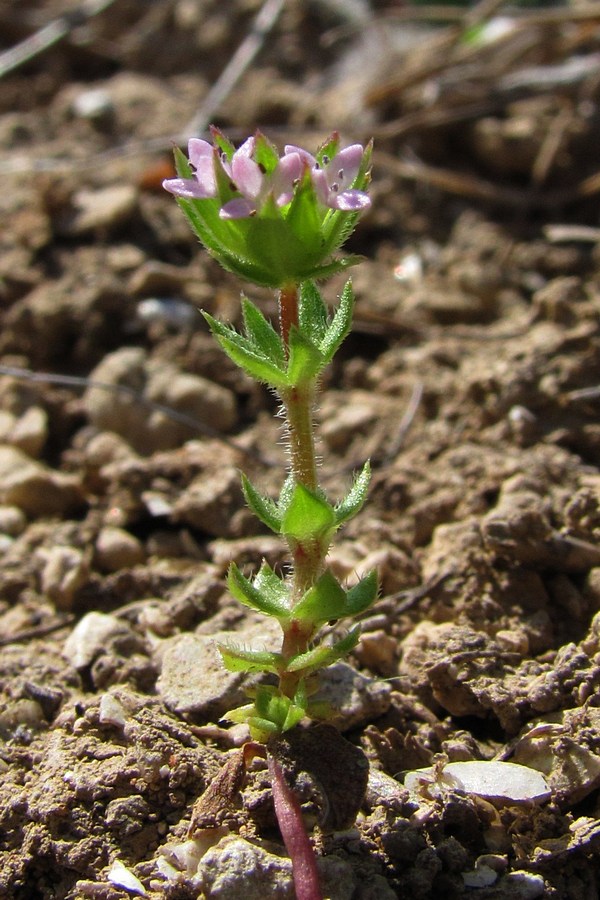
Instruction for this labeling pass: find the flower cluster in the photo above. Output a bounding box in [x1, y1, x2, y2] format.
[163, 132, 371, 218]
[163, 129, 371, 288]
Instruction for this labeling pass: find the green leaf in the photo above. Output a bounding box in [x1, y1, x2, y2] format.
[345, 570, 379, 617]
[320, 279, 354, 363]
[203, 312, 288, 386]
[222, 703, 255, 725]
[292, 570, 348, 627]
[286, 326, 325, 384]
[254, 562, 290, 610]
[228, 562, 288, 618]
[241, 473, 282, 533]
[218, 642, 281, 674]
[247, 716, 281, 738]
[286, 627, 361, 675]
[177, 196, 277, 286]
[298, 281, 329, 347]
[280, 483, 336, 541]
[174, 145, 194, 178]
[306, 254, 364, 282]
[284, 169, 322, 261]
[253, 131, 280, 175]
[335, 460, 371, 526]
[282, 703, 305, 731]
[210, 126, 236, 162]
[277, 475, 295, 516]
[315, 133, 340, 168]
[241, 297, 285, 368]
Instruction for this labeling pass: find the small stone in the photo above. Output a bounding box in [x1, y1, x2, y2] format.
[99, 693, 128, 728]
[354, 628, 397, 673]
[84, 431, 138, 468]
[0, 505, 26, 536]
[321, 396, 377, 452]
[173, 466, 243, 537]
[83, 348, 236, 453]
[313, 662, 392, 731]
[197, 837, 356, 900]
[156, 633, 246, 720]
[95, 526, 145, 572]
[39, 545, 89, 610]
[405, 760, 551, 806]
[157, 619, 281, 720]
[0, 445, 83, 517]
[136, 297, 197, 328]
[500, 872, 545, 899]
[129, 261, 191, 296]
[10, 405, 48, 458]
[63, 611, 132, 669]
[107, 859, 147, 896]
[72, 87, 114, 121]
[0, 411, 16, 442]
[67, 185, 138, 236]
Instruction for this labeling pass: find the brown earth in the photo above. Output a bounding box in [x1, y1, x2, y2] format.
[2, 1, 600, 898]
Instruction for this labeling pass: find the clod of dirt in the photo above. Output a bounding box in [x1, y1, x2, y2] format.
[312, 662, 392, 731]
[0, 444, 83, 517]
[511, 706, 600, 807]
[63, 611, 138, 670]
[156, 617, 281, 720]
[83, 347, 237, 454]
[94, 526, 145, 573]
[196, 836, 356, 900]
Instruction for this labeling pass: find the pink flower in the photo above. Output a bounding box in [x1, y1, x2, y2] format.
[163, 136, 304, 219]
[219, 137, 303, 220]
[285, 142, 371, 212]
[163, 139, 218, 200]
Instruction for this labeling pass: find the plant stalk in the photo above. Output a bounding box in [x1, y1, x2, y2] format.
[268, 752, 323, 900]
[277, 282, 327, 686]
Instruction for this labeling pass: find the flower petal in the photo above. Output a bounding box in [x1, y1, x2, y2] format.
[231, 155, 264, 200]
[272, 152, 302, 206]
[329, 189, 371, 212]
[162, 177, 215, 199]
[194, 155, 217, 196]
[284, 145, 316, 167]
[188, 139, 214, 167]
[311, 169, 330, 206]
[328, 145, 364, 187]
[234, 136, 256, 159]
[220, 197, 255, 219]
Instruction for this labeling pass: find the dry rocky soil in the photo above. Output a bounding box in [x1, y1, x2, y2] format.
[2, 1, 600, 897]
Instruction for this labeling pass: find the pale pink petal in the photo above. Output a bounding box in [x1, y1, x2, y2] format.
[272, 152, 302, 206]
[234, 136, 256, 159]
[220, 197, 255, 219]
[162, 177, 214, 199]
[231, 155, 263, 200]
[194, 155, 217, 195]
[284, 145, 316, 166]
[330, 189, 371, 212]
[328, 144, 364, 187]
[311, 169, 330, 206]
[188, 139, 214, 167]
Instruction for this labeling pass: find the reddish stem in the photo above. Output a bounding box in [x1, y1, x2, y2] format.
[268, 753, 323, 900]
[279, 283, 299, 352]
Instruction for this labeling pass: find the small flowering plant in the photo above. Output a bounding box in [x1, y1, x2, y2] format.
[165, 128, 374, 899]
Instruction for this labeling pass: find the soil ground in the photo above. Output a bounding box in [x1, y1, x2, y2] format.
[2, 1, 600, 898]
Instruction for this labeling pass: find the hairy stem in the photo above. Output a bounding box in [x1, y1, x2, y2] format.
[277, 283, 326, 688]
